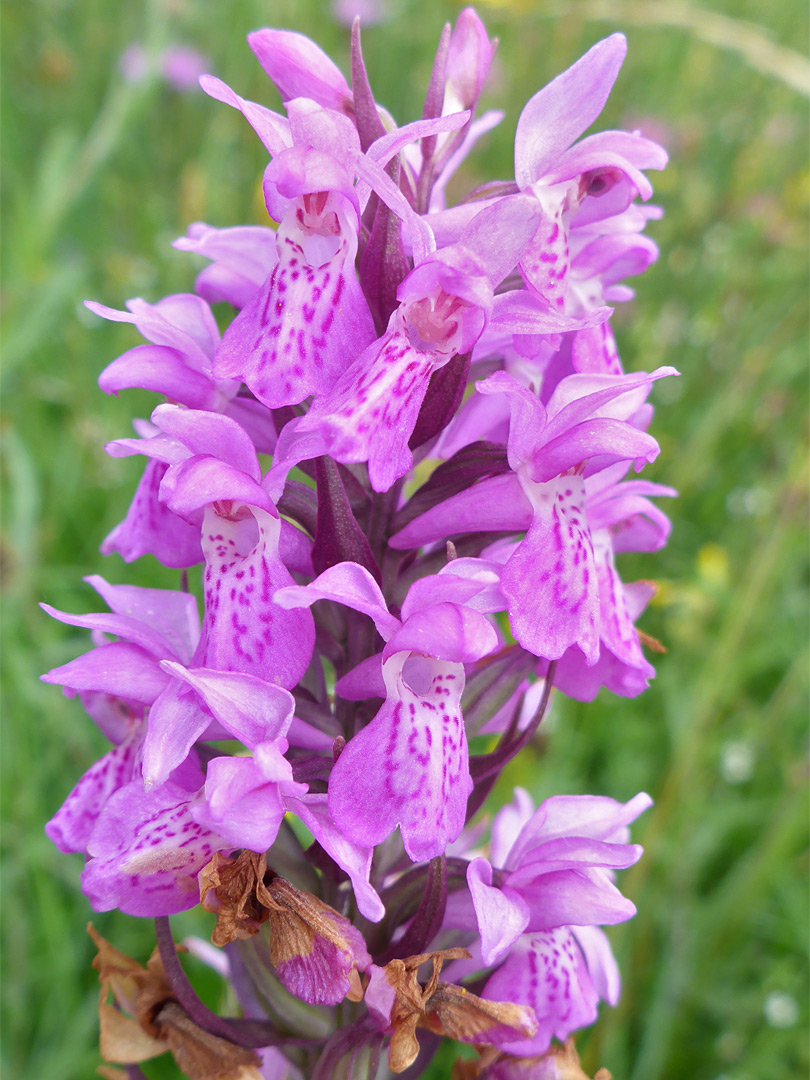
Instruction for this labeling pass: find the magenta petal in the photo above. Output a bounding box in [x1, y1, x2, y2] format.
[518, 867, 637, 929]
[514, 34, 627, 187]
[482, 930, 600, 1056]
[151, 404, 261, 479]
[82, 781, 224, 916]
[85, 295, 216, 369]
[41, 642, 170, 705]
[199, 75, 291, 156]
[400, 573, 491, 620]
[467, 857, 531, 965]
[159, 662, 294, 748]
[384, 603, 497, 663]
[571, 925, 621, 1006]
[98, 344, 220, 409]
[39, 603, 183, 663]
[489, 290, 609, 336]
[445, 6, 496, 113]
[571, 321, 623, 375]
[365, 964, 397, 1029]
[592, 534, 646, 667]
[197, 506, 315, 689]
[490, 788, 537, 868]
[194, 755, 290, 852]
[389, 473, 531, 550]
[508, 792, 651, 862]
[100, 459, 203, 568]
[288, 794, 384, 922]
[334, 654, 386, 701]
[274, 561, 400, 639]
[508, 836, 643, 879]
[552, 641, 654, 701]
[248, 29, 352, 112]
[328, 655, 472, 861]
[299, 328, 437, 492]
[141, 679, 212, 788]
[519, 192, 571, 312]
[84, 577, 199, 663]
[173, 222, 278, 301]
[161, 456, 274, 523]
[501, 474, 599, 664]
[542, 366, 678, 442]
[530, 417, 661, 482]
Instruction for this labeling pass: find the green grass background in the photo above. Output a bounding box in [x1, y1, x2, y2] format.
[2, 0, 807, 1077]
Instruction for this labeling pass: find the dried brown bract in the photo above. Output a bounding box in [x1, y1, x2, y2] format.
[88, 923, 262, 1080]
[368, 948, 537, 1073]
[199, 850, 274, 945]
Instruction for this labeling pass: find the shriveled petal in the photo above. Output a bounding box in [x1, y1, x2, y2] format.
[328, 656, 472, 861]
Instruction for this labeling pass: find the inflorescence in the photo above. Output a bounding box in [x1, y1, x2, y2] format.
[43, 11, 676, 1078]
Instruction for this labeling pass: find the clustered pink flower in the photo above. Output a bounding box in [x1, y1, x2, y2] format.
[45, 11, 671, 1077]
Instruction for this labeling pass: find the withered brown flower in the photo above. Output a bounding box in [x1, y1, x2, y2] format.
[450, 1035, 613, 1079]
[88, 923, 262, 1080]
[200, 852, 371, 1006]
[366, 948, 538, 1073]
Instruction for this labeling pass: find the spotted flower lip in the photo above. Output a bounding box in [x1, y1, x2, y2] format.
[274, 561, 498, 860]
